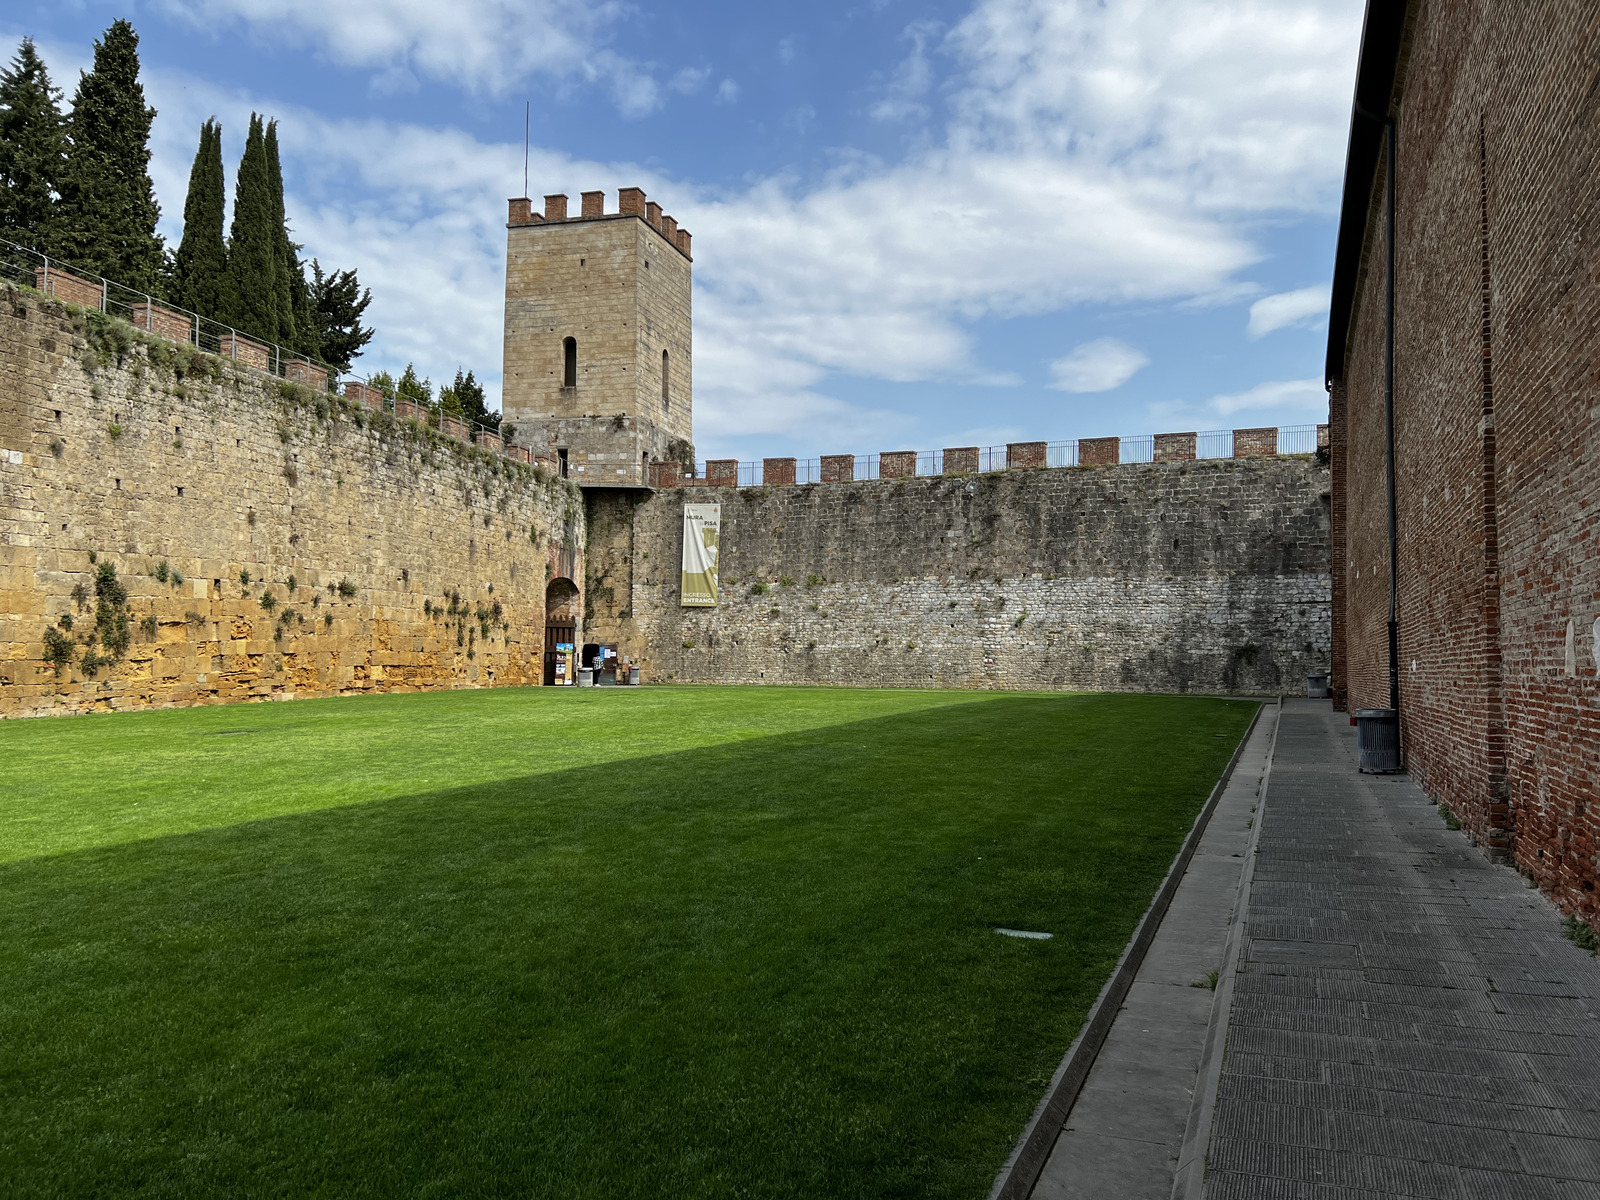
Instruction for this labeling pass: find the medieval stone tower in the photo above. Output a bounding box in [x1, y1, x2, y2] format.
[500, 188, 693, 487]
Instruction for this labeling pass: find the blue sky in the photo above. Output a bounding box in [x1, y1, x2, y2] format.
[11, 0, 1363, 460]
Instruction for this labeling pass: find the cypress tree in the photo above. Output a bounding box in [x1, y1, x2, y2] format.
[55, 20, 163, 290]
[221, 113, 279, 341]
[263, 120, 299, 349]
[171, 120, 226, 318]
[0, 38, 68, 253]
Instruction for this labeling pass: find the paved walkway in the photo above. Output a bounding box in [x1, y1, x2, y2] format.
[1206, 700, 1600, 1199]
[1028, 703, 1279, 1197]
[1015, 699, 1600, 1200]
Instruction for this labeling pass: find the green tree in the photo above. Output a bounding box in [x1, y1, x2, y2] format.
[221, 113, 279, 341]
[55, 20, 163, 290]
[439, 368, 498, 430]
[309, 259, 373, 372]
[396, 363, 433, 413]
[367, 370, 395, 400]
[171, 119, 226, 318]
[263, 119, 313, 353]
[0, 38, 68, 252]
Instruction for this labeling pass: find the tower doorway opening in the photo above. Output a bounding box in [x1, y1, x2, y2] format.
[544, 577, 579, 685]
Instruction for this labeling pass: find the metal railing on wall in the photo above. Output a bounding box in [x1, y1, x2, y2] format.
[697, 425, 1323, 485]
[0, 234, 515, 452]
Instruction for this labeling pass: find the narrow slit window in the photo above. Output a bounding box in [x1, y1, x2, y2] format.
[661, 349, 670, 412]
[563, 337, 578, 387]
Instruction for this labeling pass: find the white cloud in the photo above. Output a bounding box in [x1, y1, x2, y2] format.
[1209, 377, 1326, 416]
[155, 0, 656, 113]
[1150, 377, 1327, 431]
[871, 21, 940, 123]
[32, 0, 1361, 456]
[670, 67, 711, 95]
[947, 0, 1360, 213]
[1247, 283, 1330, 337]
[1048, 338, 1149, 392]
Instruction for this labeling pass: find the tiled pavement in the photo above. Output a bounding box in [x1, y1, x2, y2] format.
[1205, 700, 1600, 1199]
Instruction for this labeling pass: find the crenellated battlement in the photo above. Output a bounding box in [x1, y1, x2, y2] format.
[647, 424, 1331, 489]
[507, 186, 692, 261]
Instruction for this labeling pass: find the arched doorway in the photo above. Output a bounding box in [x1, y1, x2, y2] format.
[544, 577, 579, 685]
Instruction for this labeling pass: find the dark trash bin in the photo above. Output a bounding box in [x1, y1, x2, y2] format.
[1356, 708, 1400, 773]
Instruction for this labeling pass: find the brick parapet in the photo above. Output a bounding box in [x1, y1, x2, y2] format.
[943, 447, 979, 474]
[1079, 437, 1118, 467]
[1233, 427, 1277, 457]
[763, 457, 796, 486]
[1007, 441, 1047, 469]
[131, 301, 192, 343]
[1155, 432, 1196, 462]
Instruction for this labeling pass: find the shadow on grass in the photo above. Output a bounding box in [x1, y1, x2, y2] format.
[0, 694, 1256, 1199]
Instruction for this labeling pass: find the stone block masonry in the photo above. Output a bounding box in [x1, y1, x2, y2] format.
[608, 455, 1330, 693]
[0, 289, 583, 718]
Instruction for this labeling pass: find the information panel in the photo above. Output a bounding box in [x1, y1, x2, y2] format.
[681, 503, 721, 607]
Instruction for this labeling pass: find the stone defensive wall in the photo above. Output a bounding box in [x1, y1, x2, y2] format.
[587, 448, 1331, 693]
[0, 287, 584, 718]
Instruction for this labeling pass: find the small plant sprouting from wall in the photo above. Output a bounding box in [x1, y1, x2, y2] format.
[70, 583, 89, 611]
[1564, 916, 1598, 955]
[240, 570, 252, 589]
[750, 581, 769, 596]
[247, 510, 257, 527]
[287, 575, 297, 595]
[43, 626, 75, 674]
[337, 579, 358, 599]
[108, 423, 123, 441]
[76, 561, 132, 676]
[58, 614, 73, 631]
[323, 613, 333, 630]
[1439, 803, 1462, 831]
[140, 613, 158, 640]
[154, 560, 169, 583]
[259, 590, 277, 611]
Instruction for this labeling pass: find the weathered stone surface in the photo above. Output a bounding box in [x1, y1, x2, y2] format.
[599, 456, 1331, 693]
[0, 289, 582, 718]
[500, 203, 692, 486]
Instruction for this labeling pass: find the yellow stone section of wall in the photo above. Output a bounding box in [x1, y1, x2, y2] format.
[0, 289, 584, 718]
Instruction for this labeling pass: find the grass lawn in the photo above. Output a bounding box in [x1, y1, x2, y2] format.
[0, 686, 1256, 1198]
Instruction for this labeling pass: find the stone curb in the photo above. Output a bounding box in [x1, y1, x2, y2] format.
[1169, 696, 1280, 1200]
[988, 699, 1269, 1200]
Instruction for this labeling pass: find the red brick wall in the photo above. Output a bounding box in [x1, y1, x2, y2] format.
[879, 451, 916, 479]
[763, 457, 796, 486]
[1007, 441, 1046, 469]
[943, 447, 979, 474]
[1329, 382, 1348, 712]
[821, 454, 854, 483]
[1078, 437, 1117, 467]
[1335, 1, 1600, 920]
[1155, 432, 1196, 463]
[1232, 427, 1277, 458]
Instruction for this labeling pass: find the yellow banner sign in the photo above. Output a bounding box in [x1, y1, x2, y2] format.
[681, 503, 721, 607]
